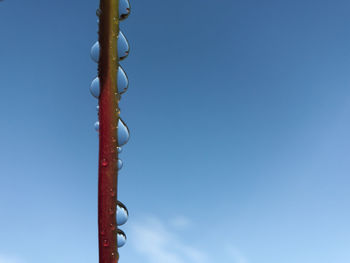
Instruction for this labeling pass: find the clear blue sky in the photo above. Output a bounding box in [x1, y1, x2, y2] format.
[1, 0, 350, 263]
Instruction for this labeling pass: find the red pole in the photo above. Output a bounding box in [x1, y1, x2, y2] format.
[97, 0, 120, 262]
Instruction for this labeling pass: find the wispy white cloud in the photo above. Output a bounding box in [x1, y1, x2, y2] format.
[168, 216, 191, 229]
[129, 215, 249, 263]
[0, 255, 23, 263]
[130, 216, 208, 263]
[226, 245, 249, 263]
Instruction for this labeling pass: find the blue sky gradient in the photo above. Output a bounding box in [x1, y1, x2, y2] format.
[1, 0, 350, 262]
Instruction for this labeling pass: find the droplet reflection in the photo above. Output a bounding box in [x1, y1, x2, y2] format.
[90, 32, 129, 63]
[94, 121, 99, 131]
[119, 0, 130, 20]
[117, 66, 128, 94]
[117, 229, 127, 247]
[118, 159, 123, 170]
[118, 31, 129, 60]
[116, 201, 129, 226]
[90, 77, 100, 98]
[117, 118, 130, 146]
[90, 42, 99, 63]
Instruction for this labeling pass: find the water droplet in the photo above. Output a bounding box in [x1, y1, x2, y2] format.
[90, 77, 100, 98]
[90, 42, 100, 63]
[96, 8, 101, 17]
[117, 159, 123, 170]
[117, 229, 127, 247]
[117, 66, 128, 94]
[117, 118, 130, 146]
[102, 158, 108, 167]
[117, 147, 122, 153]
[119, 0, 130, 20]
[90, 61, 128, 95]
[103, 239, 109, 247]
[116, 201, 128, 226]
[118, 31, 129, 61]
[96, 105, 100, 111]
[94, 121, 100, 131]
[90, 31, 129, 64]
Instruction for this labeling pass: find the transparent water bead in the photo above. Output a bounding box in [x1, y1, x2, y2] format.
[117, 118, 130, 146]
[119, 0, 130, 20]
[90, 42, 99, 63]
[116, 201, 129, 226]
[117, 229, 127, 247]
[89, 68, 128, 96]
[90, 31, 129, 63]
[90, 77, 100, 98]
[94, 121, 100, 131]
[117, 66, 128, 94]
[117, 159, 123, 170]
[118, 31, 129, 60]
[96, 8, 101, 17]
[117, 147, 122, 153]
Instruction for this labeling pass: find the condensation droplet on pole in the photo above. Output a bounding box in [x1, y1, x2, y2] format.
[90, 77, 100, 98]
[119, 0, 131, 20]
[116, 201, 129, 226]
[94, 121, 99, 131]
[96, 8, 101, 17]
[90, 32, 129, 63]
[117, 229, 127, 247]
[117, 118, 130, 146]
[118, 31, 129, 61]
[117, 66, 128, 94]
[90, 42, 100, 63]
[118, 159, 123, 170]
